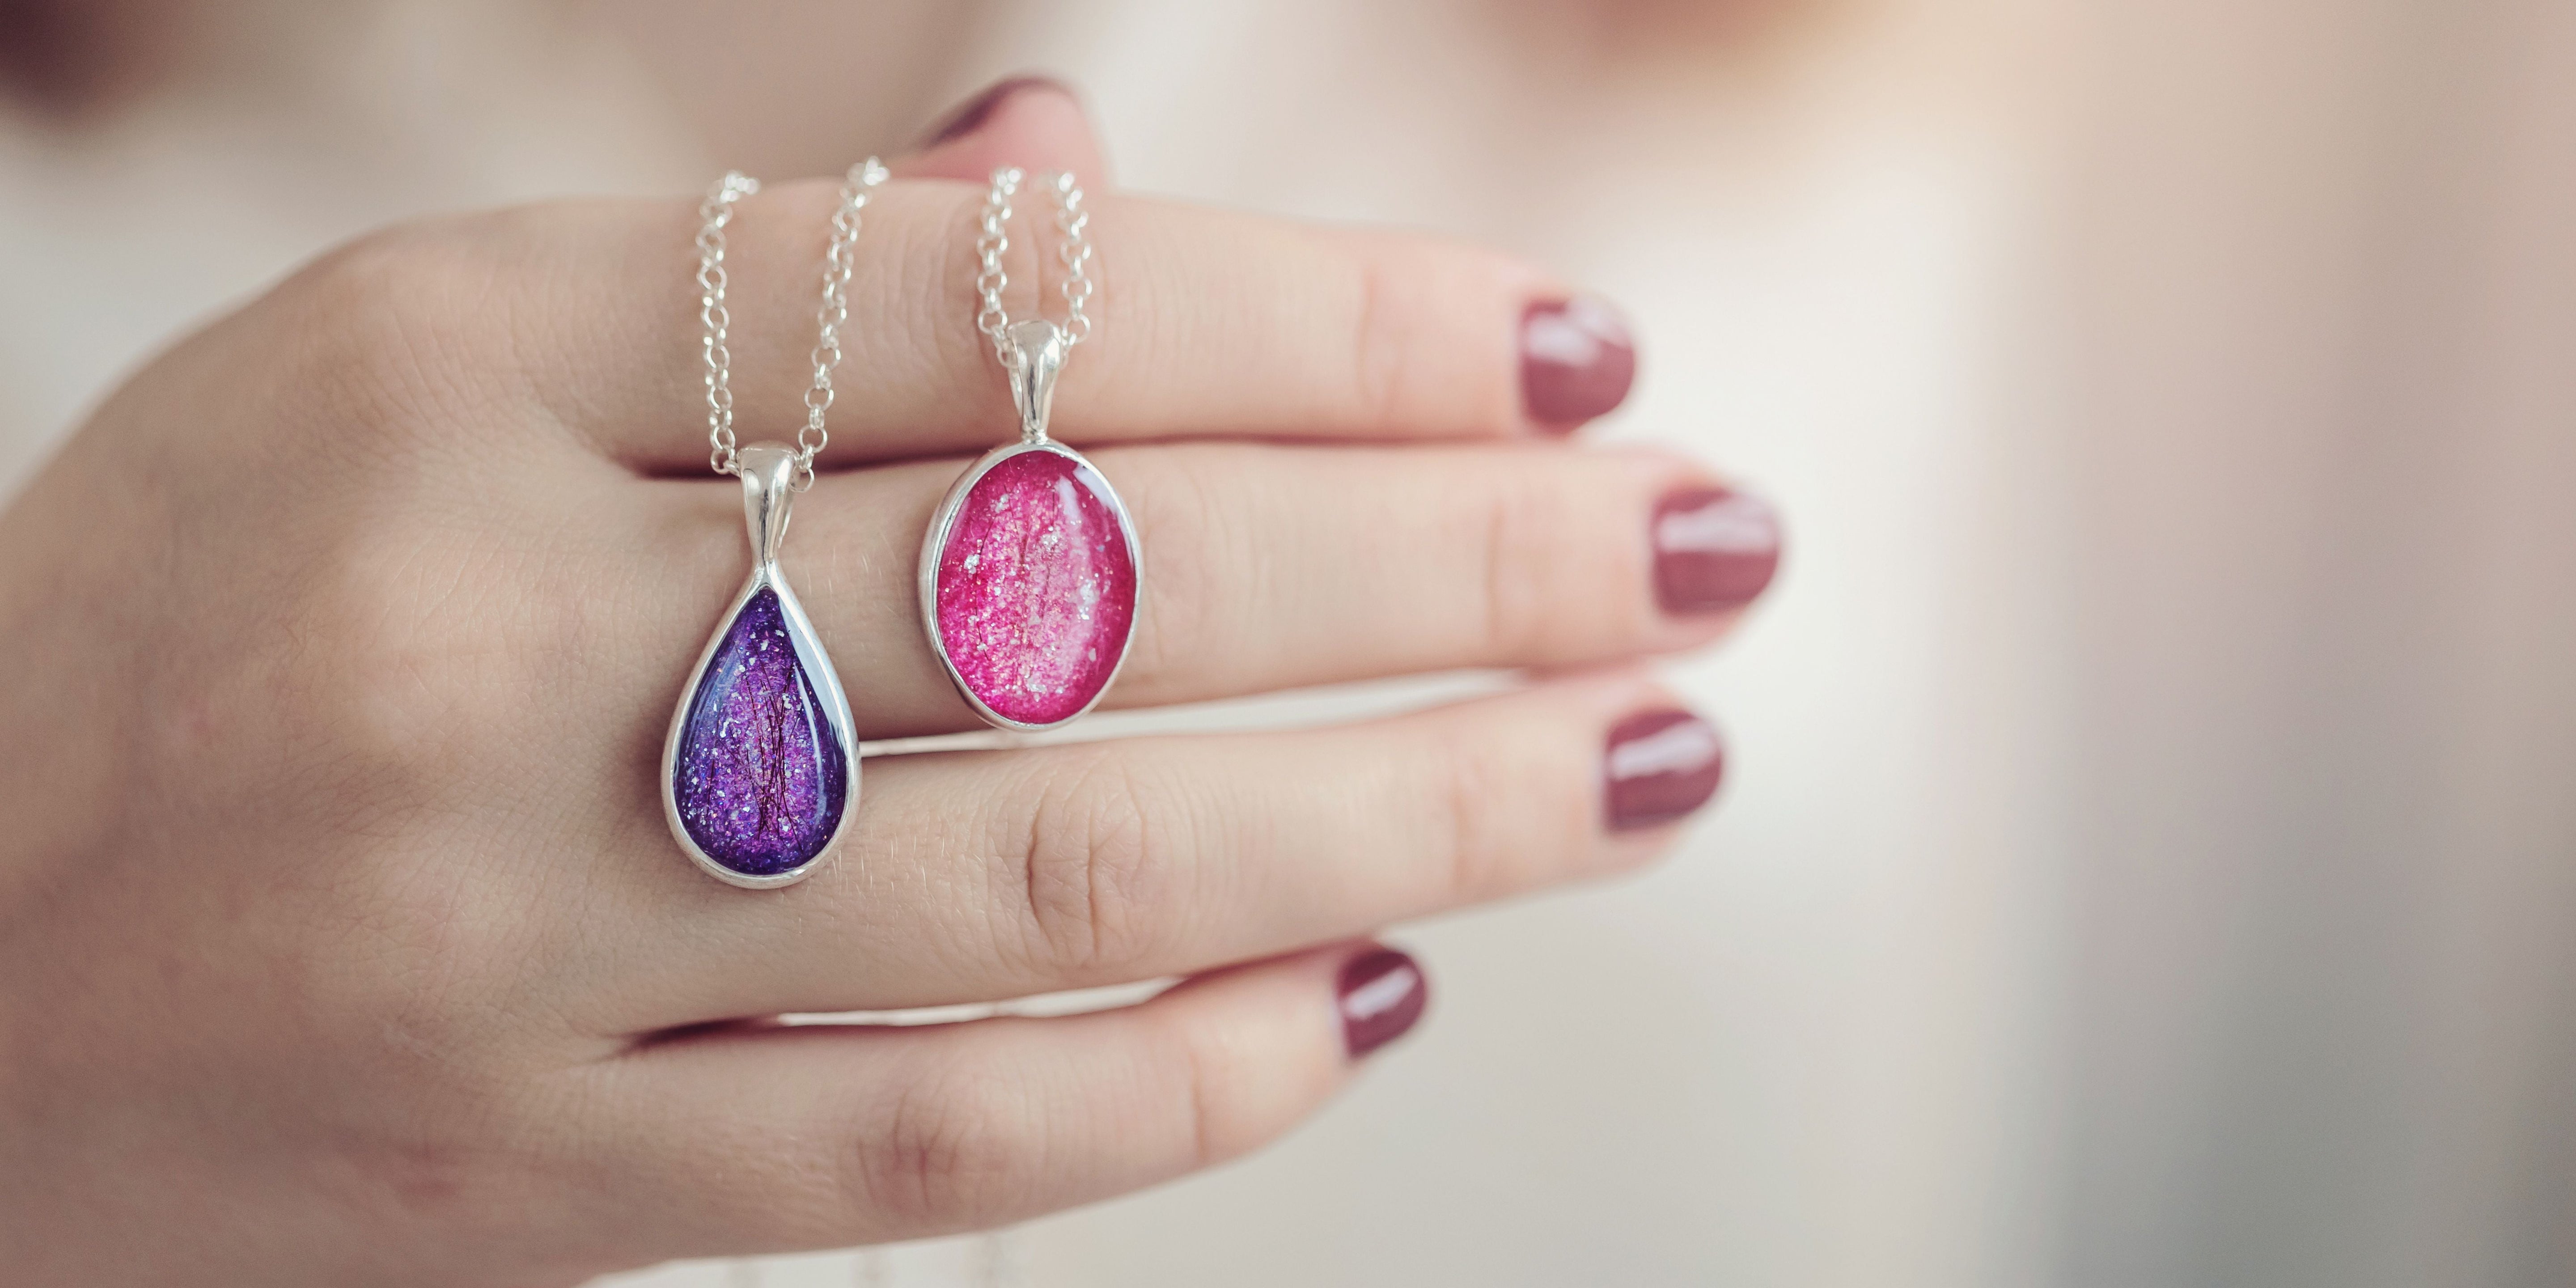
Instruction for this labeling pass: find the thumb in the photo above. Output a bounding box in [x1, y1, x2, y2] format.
[893, 75, 1111, 186]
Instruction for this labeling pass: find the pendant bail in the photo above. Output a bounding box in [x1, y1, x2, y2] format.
[735, 441, 798, 569]
[1003, 319, 1068, 444]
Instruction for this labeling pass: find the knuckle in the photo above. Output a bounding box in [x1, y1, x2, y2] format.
[1427, 716, 1585, 902]
[293, 220, 461, 311]
[288, 222, 474, 357]
[1432, 722, 1515, 901]
[1163, 1021, 1268, 1168]
[898, 186, 1000, 420]
[319, 1100, 584, 1250]
[1345, 246, 1415, 426]
[1012, 747, 1186, 979]
[1343, 235, 1520, 430]
[288, 521, 536, 765]
[1116, 451, 1227, 688]
[852, 1059, 1039, 1230]
[266, 216, 521, 453]
[1459, 468, 1574, 660]
[320, 859, 527, 1051]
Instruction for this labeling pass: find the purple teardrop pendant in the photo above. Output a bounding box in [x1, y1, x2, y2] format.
[663, 444, 857, 887]
[670, 587, 849, 876]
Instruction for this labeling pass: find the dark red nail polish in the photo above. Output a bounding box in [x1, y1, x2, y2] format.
[1521, 296, 1636, 429]
[1652, 486, 1780, 614]
[1605, 709, 1724, 831]
[918, 74, 1076, 147]
[1338, 947, 1428, 1059]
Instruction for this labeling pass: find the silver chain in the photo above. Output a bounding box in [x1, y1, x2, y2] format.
[974, 167, 1094, 361]
[698, 158, 889, 484]
[697, 172, 757, 476]
[802, 157, 890, 483]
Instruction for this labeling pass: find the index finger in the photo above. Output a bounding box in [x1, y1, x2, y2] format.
[448, 177, 1632, 468]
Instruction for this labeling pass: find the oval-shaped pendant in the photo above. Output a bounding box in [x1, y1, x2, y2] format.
[920, 440, 1140, 729]
[664, 445, 858, 888]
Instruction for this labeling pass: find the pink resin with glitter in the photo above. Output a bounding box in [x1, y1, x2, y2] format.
[932, 449, 1137, 726]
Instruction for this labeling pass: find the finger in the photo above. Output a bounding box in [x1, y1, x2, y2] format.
[623, 442, 1777, 739]
[446, 176, 1607, 467]
[574, 943, 1424, 1258]
[893, 75, 1111, 186]
[590, 672, 1714, 1026]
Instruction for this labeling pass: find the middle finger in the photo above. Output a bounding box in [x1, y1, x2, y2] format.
[623, 440, 1773, 738]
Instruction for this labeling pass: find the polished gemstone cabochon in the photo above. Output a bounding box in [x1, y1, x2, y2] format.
[670, 586, 851, 877]
[931, 448, 1138, 727]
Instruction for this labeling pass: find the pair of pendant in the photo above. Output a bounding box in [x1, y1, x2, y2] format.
[661, 318, 1139, 888]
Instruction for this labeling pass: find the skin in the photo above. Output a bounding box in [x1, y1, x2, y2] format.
[0, 90, 1746, 1284]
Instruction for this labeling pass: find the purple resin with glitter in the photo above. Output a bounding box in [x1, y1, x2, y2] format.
[672, 587, 849, 876]
[934, 449, 1137, 726]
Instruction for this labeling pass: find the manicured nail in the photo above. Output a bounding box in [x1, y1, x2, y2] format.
[917, 74, 1076, 147]
[1338, 947, 1428, 1059]
[1652, 486, 1780, 614]
[1521, 296, 1636, 429]
[1605, 709, 1724, 831]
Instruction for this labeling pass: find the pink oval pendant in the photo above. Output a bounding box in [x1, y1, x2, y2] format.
[922, 444, 1139, 729]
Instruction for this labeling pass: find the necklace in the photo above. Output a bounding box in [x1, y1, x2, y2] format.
[663, 161, 885, 889]
[918, 167, 1141, 732]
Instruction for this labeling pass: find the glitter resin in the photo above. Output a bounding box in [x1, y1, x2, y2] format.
[668, 585, 853, 880]
[926, 445, 1139, 728]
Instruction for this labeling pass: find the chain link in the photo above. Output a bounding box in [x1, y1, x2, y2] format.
[799, 157, 890, 486]
[697, 171, 758, 476]
[1050, 171, 1095, 344]
[974, 167, 1094, 360]
[697, 159, 888, 484]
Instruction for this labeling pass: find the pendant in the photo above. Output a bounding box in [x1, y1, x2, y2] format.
[663, 443, 859, 888]
[920, 320, 1141, 731]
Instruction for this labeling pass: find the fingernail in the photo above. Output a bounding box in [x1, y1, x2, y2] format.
[1605, 709, 1724, 831]
[1652, 486, 1780, 614]
[918, 74, 1076, 148]
[1521, 295, 1636, 430]
[1338, 947, 1429, 1059]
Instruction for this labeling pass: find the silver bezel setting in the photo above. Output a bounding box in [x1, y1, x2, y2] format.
[917, 439, 1143, 733]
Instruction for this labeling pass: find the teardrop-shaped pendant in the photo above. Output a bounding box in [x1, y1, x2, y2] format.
[920, 321, 1141, 731]
[664, 444, 858, 888]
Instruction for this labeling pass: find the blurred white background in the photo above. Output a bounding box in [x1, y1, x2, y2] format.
[5, 0, 2572, 1285]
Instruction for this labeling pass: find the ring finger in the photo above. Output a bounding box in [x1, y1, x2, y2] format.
[582, 670, 1721, 1030]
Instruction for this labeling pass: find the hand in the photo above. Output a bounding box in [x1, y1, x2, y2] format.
[0, 85, 1773, 1284]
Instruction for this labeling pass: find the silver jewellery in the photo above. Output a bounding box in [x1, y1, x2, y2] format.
[662, 161, 886, 888]
[918, 167, 1141, 731]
